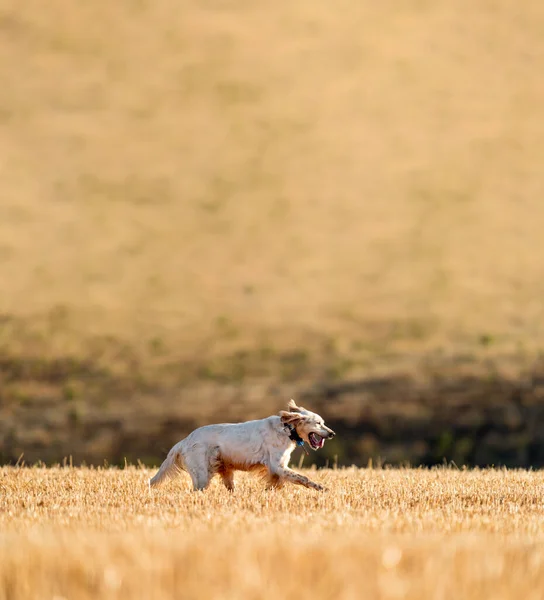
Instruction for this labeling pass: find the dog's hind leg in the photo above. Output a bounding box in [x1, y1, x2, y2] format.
[188, 468, 211, 491]
[184, 444, 220, 492]
[219, 469, 235, 491]
[184, 457, 211, 491]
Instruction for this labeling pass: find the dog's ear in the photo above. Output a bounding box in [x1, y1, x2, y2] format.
[280, 410, 303, 425]
[287, 399, 303, 413]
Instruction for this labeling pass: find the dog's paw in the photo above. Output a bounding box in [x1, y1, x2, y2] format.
[313, 483, 328, 492]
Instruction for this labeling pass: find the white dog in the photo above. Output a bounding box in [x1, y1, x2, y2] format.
[149, 399, 335, 492]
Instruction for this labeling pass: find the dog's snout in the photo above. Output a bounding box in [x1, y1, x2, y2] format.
[328, 429, 336, 438]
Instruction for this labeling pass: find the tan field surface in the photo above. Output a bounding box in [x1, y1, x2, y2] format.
[1, 467, 544, 599]
[1, 2, 544, 465]
[1, 0, 544, 365]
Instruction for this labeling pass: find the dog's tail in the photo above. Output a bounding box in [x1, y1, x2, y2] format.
[149, 446, 183, 488]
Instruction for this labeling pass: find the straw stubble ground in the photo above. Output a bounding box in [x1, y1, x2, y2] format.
[3, 0, 544, 468]
[1, 467, 544, 599]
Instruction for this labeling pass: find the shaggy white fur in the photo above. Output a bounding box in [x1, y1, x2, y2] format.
[149, 400, 335, 492]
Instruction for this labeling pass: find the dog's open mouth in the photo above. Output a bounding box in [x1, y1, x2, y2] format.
[308, 432, 325, 450]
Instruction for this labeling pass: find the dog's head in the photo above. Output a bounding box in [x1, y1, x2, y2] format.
[279, 399, 335, 451]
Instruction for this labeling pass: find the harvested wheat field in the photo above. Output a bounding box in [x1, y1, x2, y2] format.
[2, 0, 544, 365]
[2, 0, 544, 468]
[1, 467, 544, 599]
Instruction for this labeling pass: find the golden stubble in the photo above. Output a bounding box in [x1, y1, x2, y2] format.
[1, 467, 544, 599]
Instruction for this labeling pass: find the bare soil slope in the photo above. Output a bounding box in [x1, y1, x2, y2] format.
[1, 0, 543, 354]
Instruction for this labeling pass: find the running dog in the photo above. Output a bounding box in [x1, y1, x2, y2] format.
[149, 399, 335, 492]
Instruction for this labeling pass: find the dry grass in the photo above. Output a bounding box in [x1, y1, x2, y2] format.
[1, 467, 544, 599]
[1, 0, 544, 369]
[2, 1, 544, 466]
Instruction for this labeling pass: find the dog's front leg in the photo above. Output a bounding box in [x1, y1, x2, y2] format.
[269, 466, 326, 492]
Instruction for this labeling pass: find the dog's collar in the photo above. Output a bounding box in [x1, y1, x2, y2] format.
[285, 424, 305, 447]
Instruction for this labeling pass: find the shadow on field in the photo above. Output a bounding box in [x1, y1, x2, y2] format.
[299, 373, 544, 469]
[2, 348, 544, 469]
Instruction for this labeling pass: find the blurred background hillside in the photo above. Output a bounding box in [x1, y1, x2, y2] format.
[1, 0, 544, 468]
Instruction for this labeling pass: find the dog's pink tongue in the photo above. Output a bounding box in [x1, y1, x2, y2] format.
[318, 437, 324, 449]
